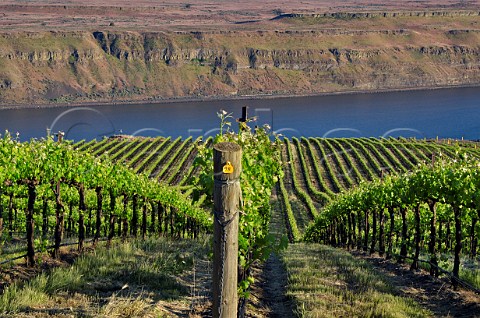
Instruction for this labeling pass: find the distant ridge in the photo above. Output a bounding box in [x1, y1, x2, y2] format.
[271, 10, 480, 20]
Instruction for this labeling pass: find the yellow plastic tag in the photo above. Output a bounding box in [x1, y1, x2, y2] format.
[223, 161, 234, 174]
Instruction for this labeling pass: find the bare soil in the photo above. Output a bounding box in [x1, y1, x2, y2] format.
[246, 254, 295, 318]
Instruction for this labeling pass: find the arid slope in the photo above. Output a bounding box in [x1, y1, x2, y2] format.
[1, 3, 480, 105]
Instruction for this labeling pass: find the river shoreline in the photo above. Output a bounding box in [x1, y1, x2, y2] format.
[1, 83, 480, 111]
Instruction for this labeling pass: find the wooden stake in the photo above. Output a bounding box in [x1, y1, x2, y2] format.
[213, 142, 242, 318]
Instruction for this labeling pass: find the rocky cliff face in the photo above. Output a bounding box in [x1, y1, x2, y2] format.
[1, 28, 480, 105]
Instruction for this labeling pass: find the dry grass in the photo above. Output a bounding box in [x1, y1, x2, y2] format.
[0, 236, 212, 317]
[101, 293, 153, 318]
[283, 243, 432, 318]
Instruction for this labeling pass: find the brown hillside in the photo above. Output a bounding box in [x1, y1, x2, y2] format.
[1, 1, 480, 106]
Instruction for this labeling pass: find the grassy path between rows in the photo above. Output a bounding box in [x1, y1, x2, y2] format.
[282, 243, 480, 317]
[283, 244, 431, 318]
[267, 187, 480, 318]
[268, 189, 428, 317]
[351, 251, 480, 318]
[252, 190, 430, 317]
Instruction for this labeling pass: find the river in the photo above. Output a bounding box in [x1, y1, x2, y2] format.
[1, 86, 480, 141]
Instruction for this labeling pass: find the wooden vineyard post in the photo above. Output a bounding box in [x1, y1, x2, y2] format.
[213, 142, 242, 318]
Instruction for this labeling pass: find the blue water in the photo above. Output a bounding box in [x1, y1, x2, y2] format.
[0, 87, 479, 141]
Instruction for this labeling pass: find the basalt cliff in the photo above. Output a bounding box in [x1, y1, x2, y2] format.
[2, 12, 480, 105]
